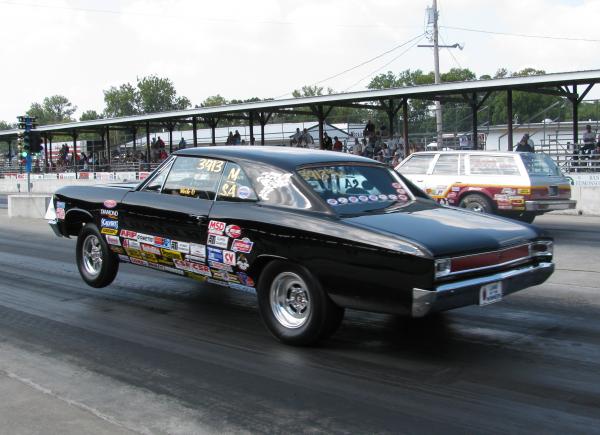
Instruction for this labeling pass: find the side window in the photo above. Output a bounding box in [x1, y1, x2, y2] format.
[142, 159, 173, 193]
[161, 156, 224, 199]
[469, 155, 520, 176]
[432, 154, 459, 175]
[216, 162, 258, 202]
[398, 154, 435, 174]
[244, 164, 312, 209]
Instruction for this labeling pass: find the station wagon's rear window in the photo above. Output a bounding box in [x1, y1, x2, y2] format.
[469, 155, 519, 176]
[298, 164, 413, 214]
[520, 153, 561, 176]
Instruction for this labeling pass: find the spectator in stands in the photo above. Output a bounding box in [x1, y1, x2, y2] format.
[226, 132, 234, 145]
[378, 143, 391, 164]
[290, 128, 302, 147]
[515, 134, 534, 152]
[250, 136, 256, 145]
[233, 130, 241, 145]
[322, 132, 333, 151]
[363, 120, 375, 139]
[332, 136, 343, 152]
[178, 137, 187, 150]
[300, 128, 315, 148]
[352, 137, 362, 156]
[582, 125, 596, 153]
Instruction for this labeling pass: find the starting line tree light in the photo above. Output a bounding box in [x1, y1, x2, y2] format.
[17, 115, 39, 192]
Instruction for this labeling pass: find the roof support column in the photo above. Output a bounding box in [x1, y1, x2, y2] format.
[7, 140, 12, 164]
[464, 91, 491, 150]
[132, 126, 137, 153]
[106, 126, 111, 166]
[258, 112, 272, 145]
[72, 131, 78, 179]
[43, 135, 48, 171]
[472, 102, 479, 150]
[249, 112, 254, 145]
[98, 130, 104, 173]
[571, 84, 579, 146]
[145, 121, 151, 162]
[402, 98, 409, 156]
[192, 117, 198, 147]
[48, 135, 53, 166]
[507, 89, 514, 151]
[167, 123, 174, 153]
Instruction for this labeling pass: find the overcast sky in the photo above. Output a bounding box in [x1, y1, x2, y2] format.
[1, 0, 599, 122]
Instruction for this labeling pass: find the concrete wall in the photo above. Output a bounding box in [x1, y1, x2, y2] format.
[0, 178, 133, 194]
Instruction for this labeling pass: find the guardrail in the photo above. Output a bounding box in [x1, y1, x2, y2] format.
[0, 161, 161, 178]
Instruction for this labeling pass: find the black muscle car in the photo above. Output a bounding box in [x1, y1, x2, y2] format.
[46, 146, 554, 345]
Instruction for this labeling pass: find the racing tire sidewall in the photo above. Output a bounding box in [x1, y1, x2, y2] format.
[76, 223, 119, 288]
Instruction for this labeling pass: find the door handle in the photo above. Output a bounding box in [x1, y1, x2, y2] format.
[190, 214, 207, 221]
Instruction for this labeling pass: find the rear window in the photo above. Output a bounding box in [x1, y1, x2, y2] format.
[398, 154, 435, 174]
[469, 155, 520, 176]
[297, 164, 414, 215]
[520, 153, 562, 176]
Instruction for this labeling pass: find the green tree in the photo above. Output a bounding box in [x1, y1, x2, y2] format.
[136, 75, 190, 113]
[26, 95, 77, 125]
[80, 110, 103, 121]
[0, 120, 15, 131]
[103, 83, 139, 118]
[201, 94, 228, 107]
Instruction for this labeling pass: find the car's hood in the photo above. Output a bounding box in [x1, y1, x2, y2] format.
[342, 200, 542, 257]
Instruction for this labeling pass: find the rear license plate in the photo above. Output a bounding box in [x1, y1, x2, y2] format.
[479, 281, 503, 306]
[548, 186, 558, 196]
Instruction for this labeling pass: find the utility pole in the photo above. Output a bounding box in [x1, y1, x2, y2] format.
[419, 1, 463, 148]
[432, 0, 442, 148]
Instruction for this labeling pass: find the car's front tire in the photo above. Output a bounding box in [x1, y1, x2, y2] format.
[76, 224, 119, 288]
[257, 260, 344, 346]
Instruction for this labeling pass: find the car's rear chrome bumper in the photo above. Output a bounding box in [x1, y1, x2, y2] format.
[411, 261, 554, 317]
[525, 200, 576, 211]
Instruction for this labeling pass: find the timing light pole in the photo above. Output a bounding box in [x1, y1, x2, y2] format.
[418, 0, 463, 147]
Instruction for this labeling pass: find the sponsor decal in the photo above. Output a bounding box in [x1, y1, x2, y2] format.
[398, 195, 408, 201]
[122, 239, 140, 250]
[209, 261, 233, 272]
[207, 234, 229, 249]
[229, 283, 256, 293]
[101, 218, 119, 229]
[158, 257, 175, 266]
[358, 195, 369, 202]
[396, 189, 406, 195]
[256, 172, 293, 200]
[130, 258, 149, 266]
[378, 194, 388, 201]
[101, 228, 119, 236]
[56, 208, 66, 220]
[338, 197, 348, 204]
[211, 270, 228, 281]
[103, 200, 117, 209]
[208, 220, 226, 235]
[327, 199, 338, 206]
[125, 248, 143, 259]
[368, 194, 378, 201]
[141, 244, 161, 255]
[170, 241, 190, 254]
[141, 252, 158, 263]
[100, 209, 119, 219]
[392, 182, 402, 189]
[147, 262, 161, 270]
[237, 254, 249, 271]
[159, 265, 185, 276]
[153, 237, 171, 249]
[174, 259, 212, 276]
[120, 230, 137, 239]
[136, 233, 155, 244]
[186, 255, 206, 264]
[451, 186, 461, 192]
[238, 185, 252, 200]
[494, 194, 508, 201]
[447, 192, 457, 199]
[518, 188, 531, 195]
[225, 225, 242, 239]
[56, 201, 66, 209]
[225, 272, 241, 284]
[388, 194, 398, 201]
[348, 196, 359, 203]
[207, 278, 229, 287]
[223, 250, 236, 266]
[161, 248, 183, 260]
[118, 254, 130, 263]
[207, 247, 224, 263]
[231, 237, 254, 254]
[190, 243, 206, 258]
[110, 246, 125, 255]
[502, 188, 517, 195]
[236, 272, 255, 287]
[186, 272, 208, 282]
[105, 235, 121, 246]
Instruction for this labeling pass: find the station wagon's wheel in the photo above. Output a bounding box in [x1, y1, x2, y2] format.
[257, 261, 344, 346]
[76, 224, 119, 288]
[459, 193, 493, 214]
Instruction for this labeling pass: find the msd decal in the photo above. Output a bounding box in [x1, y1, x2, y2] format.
[208, 220, 226, 235]
[101, 218, 118, 229]
[231, 238, 254, 254]
[225, 224, 242, 239]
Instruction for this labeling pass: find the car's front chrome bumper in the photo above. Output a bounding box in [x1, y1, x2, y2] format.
[412, 261, 554, 317]
[525, 200, 576, 211]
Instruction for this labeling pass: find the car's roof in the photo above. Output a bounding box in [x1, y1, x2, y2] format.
[175, 146, 378, 171]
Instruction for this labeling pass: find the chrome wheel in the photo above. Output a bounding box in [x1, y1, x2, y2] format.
[82, 234, 103, 276]
[466, 203, 484, 212]
[269, 272, 311, 329]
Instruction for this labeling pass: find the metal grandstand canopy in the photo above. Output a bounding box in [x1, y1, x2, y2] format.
[1, 68, 599, 160]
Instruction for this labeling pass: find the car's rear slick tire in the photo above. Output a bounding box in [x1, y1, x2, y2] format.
[459, 193, 493, 214]
[257, 260, 344, 346]
[76, 224, 119, 288]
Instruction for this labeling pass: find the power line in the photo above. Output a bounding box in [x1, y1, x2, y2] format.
[0, 0, 421, 29]
[441, 25, 600, 43]
[343, 35, 425, 92]
[439, 32, 462, 69]
[274, 33, 425, 99]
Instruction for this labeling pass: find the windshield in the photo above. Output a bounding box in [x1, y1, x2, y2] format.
[520, 153, 562, 176]
[297, 164, 414, 215]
